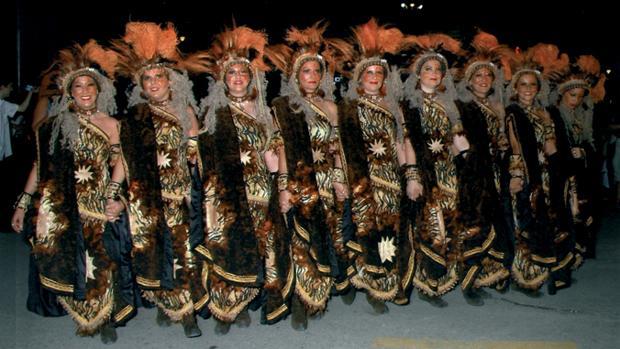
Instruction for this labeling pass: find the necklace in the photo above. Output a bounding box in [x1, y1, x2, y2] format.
[74, 106, 98, 121]
[228, 94, 250, 103]
[149, 98, 169, 107]
[422, 91, 437, 100]
[362, 93, 383, 103]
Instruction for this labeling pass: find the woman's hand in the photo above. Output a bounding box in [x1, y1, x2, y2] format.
[11, 208, 25, 233]
[452, 134, 470, 154]
[509, 177, 524, 195]
[105, 199, 125, 222]
[333, 181, 349, 201]
[279, 190, 292, 213]
[407, 180, 423, 201]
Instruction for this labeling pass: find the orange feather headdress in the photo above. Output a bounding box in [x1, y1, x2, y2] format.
[504, 43, 567, 106]
[56, 40, 118, 96]
[199, 24, 275, 136]
[343, 18, 409, 83]
[113, 21, 210, 82]
[265, 21, 352, 100]
[460, 31, 511, 83]
[456, 31, 512, 105]
[204, 25, 270, 81]
[50, 40, 118, 117]
[409, 33, 464, 78]
[553, 55, 606, 103]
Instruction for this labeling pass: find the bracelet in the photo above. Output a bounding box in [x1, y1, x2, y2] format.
[277, 173, 289, 192]
[105, 181, 122, 200]
[403, 164, 421, 182]
[14, 191, 33, 210]
[332, 167, 346, 184]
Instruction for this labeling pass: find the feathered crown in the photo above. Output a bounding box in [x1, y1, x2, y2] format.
[341, 18, 408, 82]
[56, 40, 118, 96]
[504, 43, 568, 107]
[113, 22, 209, 82]
[460, 31, 511, 83]
[265, 21, 354, 102]
[199, 24, 275, 136]
[204, 25, 270, 81]
[266, 21, 345, 80]
[409, 33, 464, 77]
[553, 55, 606, 103]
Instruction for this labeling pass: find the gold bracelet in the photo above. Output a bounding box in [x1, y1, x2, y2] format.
[332, 167, 346, 184]
[277, 173, 289, 192]
[14, 192, 33, 210]
[105, 181, 122, 200]
[404, 164, 421, 182]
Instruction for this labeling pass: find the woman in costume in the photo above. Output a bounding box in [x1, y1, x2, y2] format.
[504, 44, 575, 295]
[266, 21, 353, 330]
[336, 19, 419, 313]
[11, 40, 132, 343]
[402, 34, 473, 307]
[549, 55, 606, 263]
[454, 31, 513, 301]
[113, 22, 206, 337]
[195, 25, 287, 334]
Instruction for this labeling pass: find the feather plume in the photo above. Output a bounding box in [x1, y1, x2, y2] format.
[83, 40, 118, 79]
[529, 43, 569, 77]
[414, 33, 463, 55]
[286, 21, 327, 49]
[352, 18, 406, 57]
[590, 74, 606, 103]
[576, 55, 601, 76]
[472, 31, 499, 51]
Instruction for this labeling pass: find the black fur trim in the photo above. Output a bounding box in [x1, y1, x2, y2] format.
[197, 106, 263, 287]
[120, 104, 172, 290]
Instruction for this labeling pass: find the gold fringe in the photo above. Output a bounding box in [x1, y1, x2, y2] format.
[58, 294, 113, 335]
[208, 288, 259, 323]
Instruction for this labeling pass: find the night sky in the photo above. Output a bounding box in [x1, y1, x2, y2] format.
[2, 0, 618, 109]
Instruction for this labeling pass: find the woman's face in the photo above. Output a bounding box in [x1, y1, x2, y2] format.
[561, 87, 586, 110]
[298, 60, 322, 96]
[225, 63, 251, 97]
[360, 65, 385, 95]
[141, 67, 170, 103]
[71, 75, 98, 110]
[516, 72, 539, 106]
[419, 59, 443, 92]
[469, 66, 494, 98]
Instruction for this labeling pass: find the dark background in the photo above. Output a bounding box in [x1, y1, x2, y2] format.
[2, 0, 619, 91]
[1, 0, 619, 229]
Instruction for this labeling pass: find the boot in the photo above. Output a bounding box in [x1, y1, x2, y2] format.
[291, 296, 308, 331]
[512, 283, 543, 298]
[235, 308, 251, 328]
[182, 314, 202, 338]
[156, 308, 171, 327]
[100, 323, 118, 344]
[214, 319, 231, 335]
[417, 291, 448, 308]
[341, 287, 356, 305]
[463, 288, 484, 306]
[495, 279, 509, 294]
[366, 293, 389, 314]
